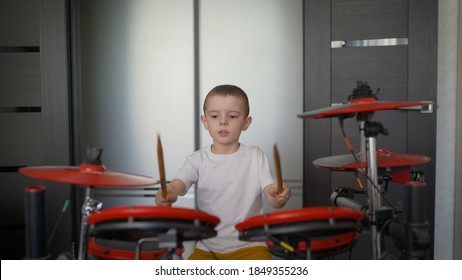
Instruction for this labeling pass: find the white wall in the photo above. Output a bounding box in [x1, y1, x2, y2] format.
[81, 0, 195, 180]
[200, 0, 304, 211]
[435, 0, 459, 260]
[80, 0, 303, 211]
[456, 0, 462, 260]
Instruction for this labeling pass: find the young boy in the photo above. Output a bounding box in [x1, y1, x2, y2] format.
[155, 84, 291, 259]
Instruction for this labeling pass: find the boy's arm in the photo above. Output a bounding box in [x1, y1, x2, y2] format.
[263, 183, 291, 209]
[155, 178, 187, 206]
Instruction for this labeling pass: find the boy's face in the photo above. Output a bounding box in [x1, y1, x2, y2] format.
[201, 95, 252, 152]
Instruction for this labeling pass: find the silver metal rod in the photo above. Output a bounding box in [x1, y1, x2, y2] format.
[360, 121, 367, 162]
[367, 137, 382, 259]
[77, 187, 93, 260]
[136, 237, 159, 260]
[368, 137, 381, 208]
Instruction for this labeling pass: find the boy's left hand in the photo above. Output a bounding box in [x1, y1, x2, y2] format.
[265, 183, 291, 208]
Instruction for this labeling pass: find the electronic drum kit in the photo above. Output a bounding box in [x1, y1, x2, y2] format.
[19, 82, 433, 260]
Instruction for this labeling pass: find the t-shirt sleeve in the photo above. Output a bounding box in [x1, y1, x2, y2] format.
[174, 154, 199, 192]
[257, 148, 275, 190]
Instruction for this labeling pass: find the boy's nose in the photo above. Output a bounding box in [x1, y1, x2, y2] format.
[220, 119, 228, 126]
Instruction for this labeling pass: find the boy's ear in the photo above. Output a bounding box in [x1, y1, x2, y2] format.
[200, 115, 209, 130]
[242, 116, 252, 131]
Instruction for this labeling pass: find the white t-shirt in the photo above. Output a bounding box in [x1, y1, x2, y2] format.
[174, 144, 274, 253]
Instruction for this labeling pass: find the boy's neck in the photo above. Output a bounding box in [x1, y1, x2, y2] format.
[211, 143, 240, 154]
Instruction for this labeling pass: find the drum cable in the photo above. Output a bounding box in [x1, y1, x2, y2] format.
[47, 199, 70, 247]
[266, 235, 305, 259]
[266, 233, 356, 260]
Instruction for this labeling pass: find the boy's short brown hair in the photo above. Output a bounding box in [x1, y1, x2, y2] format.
[203, 85, 250, 117]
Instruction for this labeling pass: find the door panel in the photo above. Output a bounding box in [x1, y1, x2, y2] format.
[331, 46, 408, 102]
[331, 0, 408, 41]
[303, 0, 437, 259]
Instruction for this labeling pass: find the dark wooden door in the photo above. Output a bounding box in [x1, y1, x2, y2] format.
[0, 0, 75, 259]
[303, 0, 437, 259]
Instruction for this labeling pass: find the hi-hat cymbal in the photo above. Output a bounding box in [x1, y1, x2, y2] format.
[313, 148, 431, 171]
[298, 97, 433, 119]
[19, 164, 158, 187]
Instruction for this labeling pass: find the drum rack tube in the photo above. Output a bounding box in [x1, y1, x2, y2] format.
[24, 186, 50, 259]
[403, 181, 431, 259]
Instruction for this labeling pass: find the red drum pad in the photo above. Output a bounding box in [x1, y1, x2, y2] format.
[236, 207, 363, 242]
[87, 206, 220, 242]
[87, 237, 176, 260]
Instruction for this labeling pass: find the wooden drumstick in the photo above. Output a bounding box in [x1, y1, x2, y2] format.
[273, 142, 283, 194]
[157, 134, 167, 198]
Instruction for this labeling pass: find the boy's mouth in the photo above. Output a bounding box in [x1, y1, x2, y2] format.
[218, 130, 229, 136]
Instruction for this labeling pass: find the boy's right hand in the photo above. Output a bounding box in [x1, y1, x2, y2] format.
[154, 179, 186, 206]
[155, 187, 178, 206]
